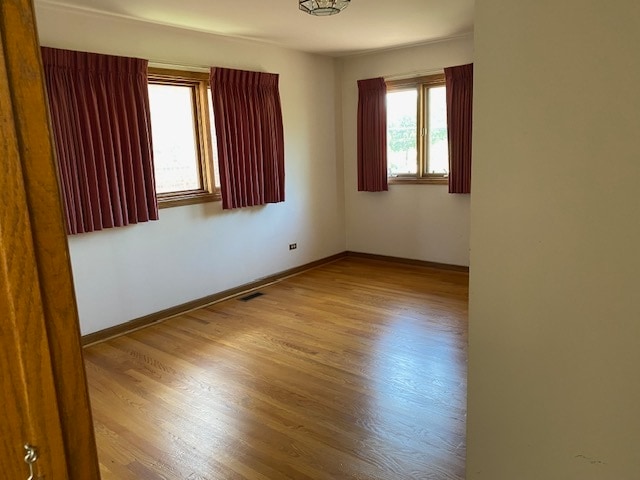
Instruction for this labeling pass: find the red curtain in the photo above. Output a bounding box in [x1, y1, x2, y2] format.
[357, 77, 388, 192]
[210, 67, 285, 210]
[444, 63, 473, 194]
[41, 47, 158, 234]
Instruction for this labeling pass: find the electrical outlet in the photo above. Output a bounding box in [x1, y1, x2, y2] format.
[289, 243, 297, 250]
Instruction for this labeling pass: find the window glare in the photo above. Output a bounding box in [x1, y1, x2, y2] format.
[427, 86, 449, 175]
[387, 89, 418, 176]
[148, 84, 201, 194]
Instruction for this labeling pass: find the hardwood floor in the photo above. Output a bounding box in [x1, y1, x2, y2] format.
[84, 257, 468, 480]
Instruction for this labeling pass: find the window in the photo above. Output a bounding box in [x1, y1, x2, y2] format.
[148, 68, 219, 207]
[386, 74, 448, 184]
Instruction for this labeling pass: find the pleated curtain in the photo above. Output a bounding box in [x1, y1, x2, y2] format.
[444, 63, 474, 194]
[357, 77, 388, 192]
[209, 67, 285, 210]
[41, 47, 158, 234]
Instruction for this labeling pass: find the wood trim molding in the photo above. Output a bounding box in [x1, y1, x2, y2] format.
[1, 0, 101, 477]
[345, 251, 469, 273]
[148, 68, 219, 209]
[388, 176, 448, 185]
[82, 252, 348, 346]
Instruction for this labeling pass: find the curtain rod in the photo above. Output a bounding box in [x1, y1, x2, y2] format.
[148, 60, 209, 73]
[149, 62, 443, 79]
[384, 68, 444, 81]
[149, 62, 444, 80]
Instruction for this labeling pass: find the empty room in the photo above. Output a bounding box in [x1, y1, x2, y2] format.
[2, 0, 639, 480]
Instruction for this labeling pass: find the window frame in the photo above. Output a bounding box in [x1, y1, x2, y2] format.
[386, 73, 448, 185]
[147, 68, 220, 208]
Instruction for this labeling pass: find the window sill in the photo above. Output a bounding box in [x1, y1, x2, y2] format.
[157, 191, 220, 209]
[388, 176, 448, 186]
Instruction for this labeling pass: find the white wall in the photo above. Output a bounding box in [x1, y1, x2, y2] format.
[340, 36, 473, 267]
[468, 1, 640, 478]
[35, 3, 345, 335]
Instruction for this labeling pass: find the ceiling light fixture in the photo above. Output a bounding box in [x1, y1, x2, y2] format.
[299, 0, 351, 16]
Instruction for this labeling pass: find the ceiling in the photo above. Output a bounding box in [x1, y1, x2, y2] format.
[36, 0, 474, 57]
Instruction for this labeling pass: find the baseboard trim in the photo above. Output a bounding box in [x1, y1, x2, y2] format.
[81, 252, 347, 347]
[81, 251, 468, 346]
[345, 251, 469, 273]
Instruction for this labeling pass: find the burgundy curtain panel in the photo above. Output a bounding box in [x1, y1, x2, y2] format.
[444, 63, 474, 194]
[357, 77, 388, 192]
[210, 67, 285, 210]
[41, 47, 158, 234]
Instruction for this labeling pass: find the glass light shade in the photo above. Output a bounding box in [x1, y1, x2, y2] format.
[299, 0, 351, 16]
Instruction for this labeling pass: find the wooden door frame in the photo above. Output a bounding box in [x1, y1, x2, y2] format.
[0, 0, 100, 478]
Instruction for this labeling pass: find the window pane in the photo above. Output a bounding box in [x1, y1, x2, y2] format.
[387, 89, 418, 176]
[427, 86, 449, 175]
[148, 84, 201, 194]
[207, 88, 221, 189]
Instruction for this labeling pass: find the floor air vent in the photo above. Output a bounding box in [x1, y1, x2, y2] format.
[239, 292, 264, 302]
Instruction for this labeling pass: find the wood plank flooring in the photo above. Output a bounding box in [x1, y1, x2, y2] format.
[83, 257, 468, 480]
